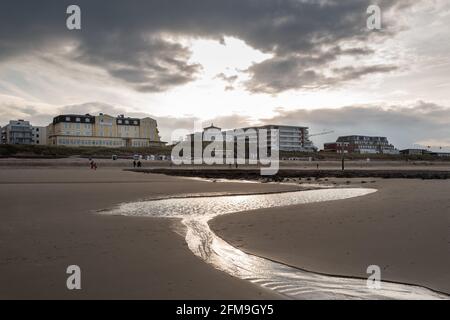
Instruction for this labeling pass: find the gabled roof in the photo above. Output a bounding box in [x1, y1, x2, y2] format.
[203, 123, 221, 130]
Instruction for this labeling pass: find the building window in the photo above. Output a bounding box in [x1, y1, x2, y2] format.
[85, 118, 90, 123]
[118, 120, 122, 124]
[76, 118, 81, 122]
[133, 120, 138, 125]
[65, 116, 71, 121]
[125, 120, 129, 124]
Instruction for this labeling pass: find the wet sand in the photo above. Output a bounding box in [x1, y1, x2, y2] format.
[0, 168, 302, 299]
[210, 178, 450, 295]
[1, 165, 448, 299]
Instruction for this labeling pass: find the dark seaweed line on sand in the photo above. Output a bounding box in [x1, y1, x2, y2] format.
[126, 168, 450, 180]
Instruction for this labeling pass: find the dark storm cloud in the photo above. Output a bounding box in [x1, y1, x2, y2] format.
[244, 46, 398, 93]
[333, 65, 399, 82]
[0, 0, 413, 93]
[75, 34, 202, 92]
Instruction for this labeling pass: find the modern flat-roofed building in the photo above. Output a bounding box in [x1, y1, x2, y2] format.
[233, 125, 315, 152]
[0, 120, 33, 145]
[190, 124, 315, 152]
[31, 126, 47, 145]
[324, 135, 398, 154]
[399, 149, 430, 156]
[400, 148, 450, 157]
[47, 113, 163, 147]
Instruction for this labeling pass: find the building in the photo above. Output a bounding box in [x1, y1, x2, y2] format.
[0, 120, 33, 145]
[237, 125, 315, 152]
[399, 149, 430, 156]
[202, 124, 223, 141]
[400, 148, 450, 157]
[31, 126, 47, 145]
[190, 124, 315, 152]
[431, 152, 450, 157]
[324, 135, 398, 154]
[324, 141, 350, 153]
[47, 113, 163, 147]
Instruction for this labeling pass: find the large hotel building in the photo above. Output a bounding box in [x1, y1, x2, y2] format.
[47, 113, 163, 147]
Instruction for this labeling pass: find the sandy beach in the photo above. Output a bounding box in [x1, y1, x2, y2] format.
[210, 178, 450, 295]
[1, 164, 449, 298]
[0, 167, 301, 299]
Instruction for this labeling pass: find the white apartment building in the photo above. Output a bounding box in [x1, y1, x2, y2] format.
[1, 120, 33, 145]
[196, 124, 316, 152]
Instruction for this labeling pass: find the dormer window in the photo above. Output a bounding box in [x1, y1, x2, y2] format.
[76, 117, 81, 122]
[85, 118, 90, 123]
[125, 120, 129, 124]
[133, 120, 138, 125]
[65, 117, 71, 121]
[118, 120, 122, 124]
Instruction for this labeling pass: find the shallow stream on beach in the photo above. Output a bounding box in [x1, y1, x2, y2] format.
[102, 187, 448, 300]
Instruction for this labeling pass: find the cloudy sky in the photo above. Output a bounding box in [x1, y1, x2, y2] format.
[0, 0, 449, 149]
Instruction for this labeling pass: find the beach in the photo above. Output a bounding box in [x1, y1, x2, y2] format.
[0, 167, 298, 299]
[0, 163, 449, 298]
[210, 178, 450, 294]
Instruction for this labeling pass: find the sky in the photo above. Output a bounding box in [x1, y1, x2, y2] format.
[0, 0, 449, 150]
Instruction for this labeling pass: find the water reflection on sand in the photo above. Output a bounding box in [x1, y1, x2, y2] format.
[103, 188, 448, 300]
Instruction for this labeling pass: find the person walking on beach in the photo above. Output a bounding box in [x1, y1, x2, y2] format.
[133, 160, 136, 168]
[90, 160, 94, 169]
[137, 160, 142, 168]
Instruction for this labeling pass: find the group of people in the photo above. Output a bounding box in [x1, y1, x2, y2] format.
[87, 158, 143, 169]
[133, 160, 142, 168]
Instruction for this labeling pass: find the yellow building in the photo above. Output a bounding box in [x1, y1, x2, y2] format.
[47, 113, 163, 147]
